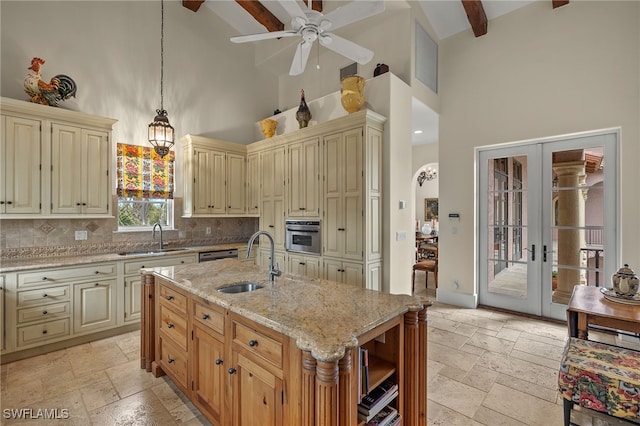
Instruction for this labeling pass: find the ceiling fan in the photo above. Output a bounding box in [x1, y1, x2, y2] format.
[230, 0, 385, 76]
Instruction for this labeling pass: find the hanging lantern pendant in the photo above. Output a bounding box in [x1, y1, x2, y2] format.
[148, 0, 174, 158]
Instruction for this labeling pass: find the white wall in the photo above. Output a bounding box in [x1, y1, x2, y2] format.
[438, 1, 640, 307]
[0, 0, 279, 197]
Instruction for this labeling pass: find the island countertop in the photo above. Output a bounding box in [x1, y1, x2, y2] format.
[148, 259, 426, 362]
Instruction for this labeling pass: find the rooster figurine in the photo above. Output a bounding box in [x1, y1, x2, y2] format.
[24, 57, 77, 106]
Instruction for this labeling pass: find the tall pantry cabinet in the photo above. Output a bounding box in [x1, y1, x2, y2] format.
[0, 97, 116, 218]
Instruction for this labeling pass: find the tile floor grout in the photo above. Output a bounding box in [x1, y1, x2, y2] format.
[1, 271, 637, 425]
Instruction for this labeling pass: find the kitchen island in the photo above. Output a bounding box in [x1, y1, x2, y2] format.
[140, 259, 428, 426]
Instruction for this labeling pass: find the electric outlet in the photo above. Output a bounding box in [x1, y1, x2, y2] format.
[396, 231, 407, 241]
[206, 227, 212, 235]
[75, 230, 88, 240]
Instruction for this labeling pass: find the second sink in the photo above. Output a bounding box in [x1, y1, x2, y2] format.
[217, 282, 264, 294]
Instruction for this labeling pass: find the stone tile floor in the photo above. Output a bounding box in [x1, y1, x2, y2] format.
[1, 275, 637, 425]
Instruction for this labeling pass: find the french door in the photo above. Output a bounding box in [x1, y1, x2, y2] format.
[478, 130, 618, 320]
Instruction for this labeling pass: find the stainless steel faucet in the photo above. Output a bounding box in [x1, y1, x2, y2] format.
[152, 223, 167, 251]
[246, 231, 281, 282]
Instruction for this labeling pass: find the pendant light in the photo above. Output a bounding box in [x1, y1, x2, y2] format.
[148, 0, 174, 158]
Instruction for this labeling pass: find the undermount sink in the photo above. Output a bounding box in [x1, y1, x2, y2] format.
[217, 282, 264, 294]
[117, 248, 190, 256]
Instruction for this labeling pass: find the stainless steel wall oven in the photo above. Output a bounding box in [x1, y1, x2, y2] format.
[285, 220, 321, 255]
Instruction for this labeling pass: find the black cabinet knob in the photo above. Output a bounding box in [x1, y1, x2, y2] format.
[228, 368, 237, 374]
[249, 339, 258, 347]
[42, 294, 48, 298]
[202, 314, 210, 320]
[166, 323, 174, 329]
[167, 357, 174, 364]
[42, 329, 48, 334]
[6, 201, 12, 205]
[42, 311, 48, 315]
[166, 295, 174, 301]
[42, 277, 48, 280]
[215, 359, 223, 365]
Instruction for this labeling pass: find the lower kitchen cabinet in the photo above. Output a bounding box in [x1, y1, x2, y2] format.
[73, 279, 117, 334]
[287, 253, 321, 279]
[0, 275, 4, 351]
[257, 249, 286, 273]
[192, 323, 226, 424]
[323, 258, 364, 287]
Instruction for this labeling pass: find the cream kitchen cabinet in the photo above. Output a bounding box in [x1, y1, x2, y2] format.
[323, 258, 363, 288]
[181, 135, 250, 217]
[123, 253, 196, 324]
[259, 146, 287, 250]
[246, 152, 261, 215]
[0, 97, 116, 219]
[0, 114, 42, 214]
[287, 253, 321, 279]
[51, 124, 110, 215]
[0, 275, 5, 352]
[288, 138, 320, 217]
[73, 279, 116, 334]
[257, 249, 287, 273]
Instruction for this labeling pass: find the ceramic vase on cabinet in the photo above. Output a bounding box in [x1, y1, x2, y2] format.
[340, 75, 365, 114]
[260, 118, 277, 138]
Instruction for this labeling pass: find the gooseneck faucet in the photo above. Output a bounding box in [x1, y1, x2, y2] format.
[246, 231, 281, 282]
[152, 223, 167, 251]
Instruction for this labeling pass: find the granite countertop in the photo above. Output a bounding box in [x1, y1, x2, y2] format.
[149, 259, 426, 362]
[0, 243, 248, 273]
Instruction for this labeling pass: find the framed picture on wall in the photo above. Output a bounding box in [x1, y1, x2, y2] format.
[424, 198, 438, 221]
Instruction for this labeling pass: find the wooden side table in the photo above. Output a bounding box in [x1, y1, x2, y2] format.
[566, 285, 640, 339]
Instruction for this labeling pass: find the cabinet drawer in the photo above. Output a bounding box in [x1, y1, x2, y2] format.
[158, 284, 188, 314]
[158, 334, 188, 390]
[158, 304, 188, 350]
[17, 318, 70, 347]
[18, 301, 70, 324]
[17, 285, 70, 307]
[193, 300, 225, 336]
[124, 255, 195, 275]
[232, 320, 283, 368]
[17, 263, 117, 288]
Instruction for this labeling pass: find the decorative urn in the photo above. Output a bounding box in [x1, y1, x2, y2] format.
[611, 264, 639, 297]
[340, 75, 366, 114]
[260, 118, 278, 138]
[295, 89, 311, 129]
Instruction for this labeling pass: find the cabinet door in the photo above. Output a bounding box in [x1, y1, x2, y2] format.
[231, 351, 283, 426]
[342, 128, 363, 260]
[51, 123, 83, 214]
[193, 148, 214, 214]
[304, 256, 321, 279]
[323, 132, 343, 257]
[323, 258, 343, 283]
[124, 276, 142, 323]
[192, 324, 225, 425]
[342, 261, 364, 288]
[288, 254, 321, 279]
[2, 116, 42, 214]
[82, 129, 110, 214]
[211, 150, 226, 214]
[246, 153, 260, 214]
[227, 153, 246, 214]
[289, 138, 320, 217]
[0, 275, 4, 351]
[73, 279, 116, 334]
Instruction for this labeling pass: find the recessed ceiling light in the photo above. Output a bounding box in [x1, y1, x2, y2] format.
[414, 130, 423, 134]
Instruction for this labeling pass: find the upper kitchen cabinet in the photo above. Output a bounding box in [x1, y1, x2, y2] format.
[288, 137, 320, 218]
[181, 135, 252, 218]
[0, 97, 117, 218]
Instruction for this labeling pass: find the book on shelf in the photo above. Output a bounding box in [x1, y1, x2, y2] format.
[358, 378, 398, 411]
[387, 412, 401, 426]
[358, 389, 398, 421]
[364, 405, 397, 426]
[360, 347, 370, 396]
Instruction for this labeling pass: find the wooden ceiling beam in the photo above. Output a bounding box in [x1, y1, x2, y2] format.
[552, 0, 570, 8]
[235, 0, 284, 32]
[461, 0, 488, 37]
[182, 0, 205, 13]
[311, 1, 323, 13]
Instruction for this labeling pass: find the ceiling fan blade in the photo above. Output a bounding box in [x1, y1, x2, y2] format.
[319, 33, 373, 64]
[278, 0, 307, 20]
[289, 40, 314, 76]
[230, 30, 298, 43]
[323, 0, 385, 32]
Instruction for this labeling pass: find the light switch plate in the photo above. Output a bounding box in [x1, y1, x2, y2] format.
[75, 230, 88, 240]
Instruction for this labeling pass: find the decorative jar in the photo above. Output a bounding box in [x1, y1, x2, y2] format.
[260, 118, 278, 138]
[340, 75, 365, 114]
[611, 264, 639, 297]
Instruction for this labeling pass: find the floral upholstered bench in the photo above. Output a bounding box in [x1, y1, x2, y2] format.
[558, 337, 640, 425]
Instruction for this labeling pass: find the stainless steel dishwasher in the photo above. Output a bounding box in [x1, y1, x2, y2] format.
[198, 248, 238, 262]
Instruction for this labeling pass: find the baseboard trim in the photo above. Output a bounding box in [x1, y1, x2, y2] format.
[435, 289, 478, 308]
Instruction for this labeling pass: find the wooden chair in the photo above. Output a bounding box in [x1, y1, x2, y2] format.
[412, 244, 438, 293]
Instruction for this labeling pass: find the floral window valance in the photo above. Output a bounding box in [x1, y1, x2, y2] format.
[116, 143, 174, 199]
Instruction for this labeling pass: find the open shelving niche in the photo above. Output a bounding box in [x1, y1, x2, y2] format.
[356, 315, 403, 425]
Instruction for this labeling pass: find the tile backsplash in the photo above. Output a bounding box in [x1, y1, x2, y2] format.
[0, 198, 258, 260]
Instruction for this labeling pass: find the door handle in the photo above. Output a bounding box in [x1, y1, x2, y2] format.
[543, 245, 555, 262]
[524, 244, 535, 261]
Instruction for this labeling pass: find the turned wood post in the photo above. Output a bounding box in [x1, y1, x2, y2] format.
[315, 359, 339, 426]
[302, 351, 317, 425]
[417, 307, 428, 425]
[140, 272, 156, 372]
[403, 310, 420, 425]
[338, 349, 355, 426]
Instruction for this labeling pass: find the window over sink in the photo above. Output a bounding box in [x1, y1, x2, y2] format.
[116, 143, 174, 230]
